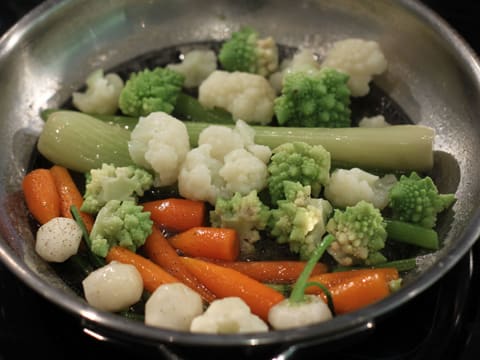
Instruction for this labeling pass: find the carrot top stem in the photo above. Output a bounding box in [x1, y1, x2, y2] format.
[70, 205, 105, 268]
[290, 234, 335, 304]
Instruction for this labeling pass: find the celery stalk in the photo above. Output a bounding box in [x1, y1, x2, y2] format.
[37, 110, 435, 173]
[37, 111, 135, 173]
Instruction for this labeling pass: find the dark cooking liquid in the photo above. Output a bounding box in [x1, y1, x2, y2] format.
[30, 41, 452, 308]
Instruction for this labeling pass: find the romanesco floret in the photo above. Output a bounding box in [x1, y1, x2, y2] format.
[118, 67, 184, 117]
[387, 172, 456, 228]
[274, 68, 351, 128]
[218, 27, 279, 77]
[267, 142, 330, 204]
[89, 200, 153, 257]
[210, 190, 271, 254]
[269, 181, 333, 260]
[80, 164, 154, 214]
[326, 200, 387, 266]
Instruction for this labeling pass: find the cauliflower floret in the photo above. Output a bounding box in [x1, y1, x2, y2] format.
[145, 283, 204, 331]
[128, 112, 190, 187]
[72, 69, 124, 115]
[35, 217, 82, 262]
[198, 70, 276, 125]
[321, 38, 388, 97]
[198, 125, 245, 161]
[358, 114, 391, 128]
[324, 168, 397, 209]
[167, 49, 217, 88]
[178, 144, 226, 205]
[199, 119, 272, 164]
[180, 121, 271, 205]
[269, 48, 320, 93]
[219, 148, 268, 195]
[233, 119, 272, 163]
[190, 297, 268, 334]
[82, 261, 143, 312]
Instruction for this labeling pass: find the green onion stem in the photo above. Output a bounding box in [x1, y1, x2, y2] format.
[289, 234, 335, 304]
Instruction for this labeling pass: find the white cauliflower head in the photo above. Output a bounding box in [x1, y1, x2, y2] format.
[324, 167, 397, 209]
[167, 49, 217, 88]
[190, 297, 268, 334]
[198, 125, 245, 161]
[128, 112, 190, 187]
[358, 114, 391, 128]
[321, 38, 388, 97]
[72, 69, 124, 115]
[179, 121, 270, 205]
[268, 48, 320, 93]
[178, 144, 226, 205]
[198, 70, 276, 125]
[219, 149, 268, 195]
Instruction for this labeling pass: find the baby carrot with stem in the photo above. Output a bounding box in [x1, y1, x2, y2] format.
[106, 245, 179, 294]
[22, 168, 61, 224]
[143, 226, 216, 302]
[305, 268, 400, 314]
[205, 259, 328, 284]
[49, 165, 94, 232]
[169, 226, 240, 261]
[181, 256, 285, 322]
[306, 267, 399, 290]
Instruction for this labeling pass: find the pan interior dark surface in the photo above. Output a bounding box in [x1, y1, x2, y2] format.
[0, 0, 479, 352]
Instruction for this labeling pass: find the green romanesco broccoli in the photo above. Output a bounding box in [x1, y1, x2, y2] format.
[118, 67, 184, 117]
[218, 27, 279, 76]
[81, 163, 154, 214]
[267, 141, 331, 204]
[274, 68, 351, 127]
[210, 190, 271, 254]
[89, 200, 153, 257]
[387, 172, 456, 228]
[326, 200, 387, 266]
[269, 181, 333, 260]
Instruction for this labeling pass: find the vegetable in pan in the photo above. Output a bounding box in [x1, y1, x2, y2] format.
[274, 68, 352, 128]
[21, 27, 458, 334]
[218, 26, 279, 77]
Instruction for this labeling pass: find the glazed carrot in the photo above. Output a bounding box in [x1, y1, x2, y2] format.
[142, 198, 206, 232]
[181, 257, 285, 321]
[169, 226, 240, 261]
[208, 260, 328, 284]
[106, 246, 179, 294]
[305, 268, 399, 314]
[143, 226, 216, 302]
[22, 168, 61, 224]
[306, 268, 399, 291]
[49, 165, 94, 232]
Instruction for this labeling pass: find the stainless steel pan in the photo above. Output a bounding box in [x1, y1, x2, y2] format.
[0, 0, 479, 357]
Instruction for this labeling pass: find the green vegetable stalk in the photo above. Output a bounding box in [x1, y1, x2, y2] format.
[38, 110, 435, 174]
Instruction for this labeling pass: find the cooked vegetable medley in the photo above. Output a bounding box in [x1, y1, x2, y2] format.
[22, 26, 456, 334]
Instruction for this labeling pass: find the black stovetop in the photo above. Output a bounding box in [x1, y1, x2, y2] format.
[1, 1, 480, 359]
